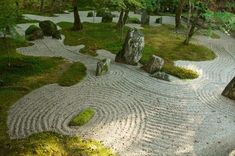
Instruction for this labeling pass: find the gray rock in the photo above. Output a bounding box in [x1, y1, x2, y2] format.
[96, 59, 111, 76]
[222, 77, 235, 100]
[151, 72, 170, 81]
[115, 28, 144, 65]
[143, 55, 164, 74]
[141, 10, 150, 25]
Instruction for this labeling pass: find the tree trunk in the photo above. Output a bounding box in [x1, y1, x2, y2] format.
[116, 9, 124, 28]
[123, 10, 129, 25]
[175, 0, 186, 30]
[184, 24, 195, 45]
[73, 0, 82, 31]
[40, 0, 44, 13]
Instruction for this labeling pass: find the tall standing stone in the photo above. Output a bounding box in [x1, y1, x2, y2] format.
[141, 10, 150, 25]
[115, 28, 144, 65]
[222, 77, 235, 100]
[96, 59, 111, 76]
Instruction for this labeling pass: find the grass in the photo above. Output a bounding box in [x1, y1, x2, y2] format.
[0, 38, 113, 155]
[58, 62, 87, 86]
[69, 108, 95, 126]
[59, 22, 216, 79]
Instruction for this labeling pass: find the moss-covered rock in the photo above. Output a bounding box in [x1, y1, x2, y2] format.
[39, 20, 61, 39]
[25, 25, 44, 41]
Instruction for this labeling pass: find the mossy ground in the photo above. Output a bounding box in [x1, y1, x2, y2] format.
[0, 38, 113, 156]
[69, 108, 95, 126]
[59, 22, 216, 79]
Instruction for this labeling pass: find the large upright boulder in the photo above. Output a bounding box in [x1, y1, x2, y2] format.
[39, 20, 61, 39]
[141, 10, 150, 25]
[115, 28, 144, 65]
[25, 25, 43, 41]
[143, 55, 164, 74]
[96, 59, 111, 76]
[222, 77, 235, 100]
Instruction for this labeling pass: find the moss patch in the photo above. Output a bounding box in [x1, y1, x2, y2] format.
[58, 62, 87, 86]
[58, 22, 128, 56]
[69, 108, 95, 126]
[9, 132, 115, 156]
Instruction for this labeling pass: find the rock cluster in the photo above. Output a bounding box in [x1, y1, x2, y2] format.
[96, 59, 111, 76]
[222, 77, 235, 100]
[151, 72, 170, 81]
[115, 28, 144, 65]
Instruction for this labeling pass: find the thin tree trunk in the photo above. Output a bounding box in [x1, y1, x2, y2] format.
[187, 0, 192, 28]
[184, 24, 195, 45]
[175, 0, 186, 30]
[116, 9, 124, 28]
[123, 10, 129, 25]
[40, 0, 44, 13]
[73, 0, 82, 31]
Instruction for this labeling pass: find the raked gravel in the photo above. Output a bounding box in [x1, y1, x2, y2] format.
[7, 12, 235, 156]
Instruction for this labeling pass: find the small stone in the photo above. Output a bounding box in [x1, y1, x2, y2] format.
[115, 28, 144, 65]
[151, 72, 170, 81]
[96, 59, 111, 76]
[222, 77, 235, 100]
[143, 55, 164, 74]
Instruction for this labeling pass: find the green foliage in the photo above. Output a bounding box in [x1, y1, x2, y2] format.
[0, 0, 17, 36]
[69, 108, 95, 126]
[127, 17, 141, 24]
[58, 62, 87, 86]
[87, 11, 94, 17]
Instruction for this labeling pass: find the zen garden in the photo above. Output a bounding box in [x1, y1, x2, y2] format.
[0, 0, 235, 155]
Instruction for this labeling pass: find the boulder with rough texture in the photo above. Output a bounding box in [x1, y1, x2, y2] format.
[222, 77, 235, 100]
[96, 59, 111, 76]
[115, 28, 144, 65]
[141, 10, 150, 25]
[25, 25, 44, 41]
[151, 72, 170, 81]
[39, 20, 61, 39]
[143, 55, 164, 74]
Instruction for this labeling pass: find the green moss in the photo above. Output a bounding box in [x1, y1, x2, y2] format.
[9, 132, 115, 156]
[69, 108, 95, 126]
[141, 25, 215, 79]
[58, 22, 128, 56]
[58, 62, 87, 86]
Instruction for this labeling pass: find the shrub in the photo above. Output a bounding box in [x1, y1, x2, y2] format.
[25, 25, 43, 41]
[87, 11, 94, 17]
[127, 17, 141, 24]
